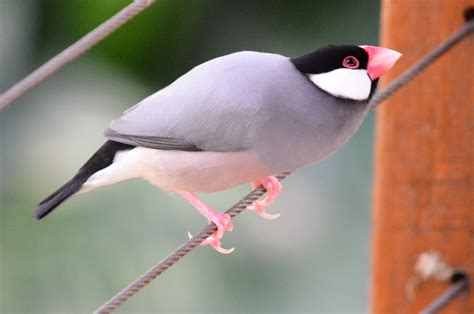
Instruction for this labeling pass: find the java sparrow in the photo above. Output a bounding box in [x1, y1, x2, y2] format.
[34, 45, 401, 253]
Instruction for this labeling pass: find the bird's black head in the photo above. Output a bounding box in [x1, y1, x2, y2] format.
[292, 45, 369, 75]
[291, 45, 401, 101]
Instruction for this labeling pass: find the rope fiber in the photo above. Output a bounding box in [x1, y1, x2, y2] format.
[94, 18, 473, 313]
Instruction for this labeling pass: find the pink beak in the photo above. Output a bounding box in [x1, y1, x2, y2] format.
[360, 45, 402, 80]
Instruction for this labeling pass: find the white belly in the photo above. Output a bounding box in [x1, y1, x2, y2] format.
[82, 147, 273, 193]
[138, 148, 273, 192]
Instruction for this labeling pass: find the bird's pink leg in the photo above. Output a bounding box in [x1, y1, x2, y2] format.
[249, 176, 282, 220]
[176, 190, 234, 254]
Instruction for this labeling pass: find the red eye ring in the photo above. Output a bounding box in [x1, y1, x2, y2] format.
[342, 56, 360, 69]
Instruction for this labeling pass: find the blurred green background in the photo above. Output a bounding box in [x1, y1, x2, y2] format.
[0, 0, 380, 312]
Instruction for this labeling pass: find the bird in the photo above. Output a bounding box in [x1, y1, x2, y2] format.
[34, 45, 401, 253]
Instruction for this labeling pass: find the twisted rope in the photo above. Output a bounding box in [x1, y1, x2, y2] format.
[94, 16, 474, 314]
[0, 0, 155, 111]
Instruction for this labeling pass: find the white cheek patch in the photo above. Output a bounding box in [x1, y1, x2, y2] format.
[308, 69, 371, 101]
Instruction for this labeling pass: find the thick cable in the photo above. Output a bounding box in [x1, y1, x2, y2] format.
[0, 0, 155, 111]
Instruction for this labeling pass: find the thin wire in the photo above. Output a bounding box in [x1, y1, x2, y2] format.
[94, 18, 474, 314]
[0, 0, 155, 111]
[370, 19, 474, 110]
[420, 276, 470, 314]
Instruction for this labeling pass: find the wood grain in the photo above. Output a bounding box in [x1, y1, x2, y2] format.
[371, 0, 474, 313]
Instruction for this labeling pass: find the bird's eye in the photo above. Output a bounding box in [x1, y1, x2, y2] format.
[342, 56, 359, 69]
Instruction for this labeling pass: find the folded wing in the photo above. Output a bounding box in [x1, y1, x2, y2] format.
[105, 51, 289, 153]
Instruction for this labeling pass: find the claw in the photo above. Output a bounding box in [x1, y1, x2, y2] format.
[202, 235, 235, 254]
[257, 210, 281, 220]
[187, 231, 235, 253]
[215, 246, 235, 254]
[250, 176, 282, 220]
[248, 203, 281, 220]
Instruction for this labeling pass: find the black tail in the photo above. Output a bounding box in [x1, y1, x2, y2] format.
[33, 140, 134, 220]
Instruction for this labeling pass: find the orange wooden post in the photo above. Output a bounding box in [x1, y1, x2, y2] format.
[371, 0, 473, 313]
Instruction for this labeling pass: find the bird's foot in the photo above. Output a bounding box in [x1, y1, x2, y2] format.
[195, 233, 235, 255]
[178, 190, 234, 254]
[249, 176, 282, 220]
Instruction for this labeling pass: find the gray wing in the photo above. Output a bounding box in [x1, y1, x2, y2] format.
[105, 51, 291, 152]
[104, 128, 202, 151]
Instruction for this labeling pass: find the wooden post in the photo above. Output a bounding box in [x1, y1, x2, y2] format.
[371, 0, 473, 313]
